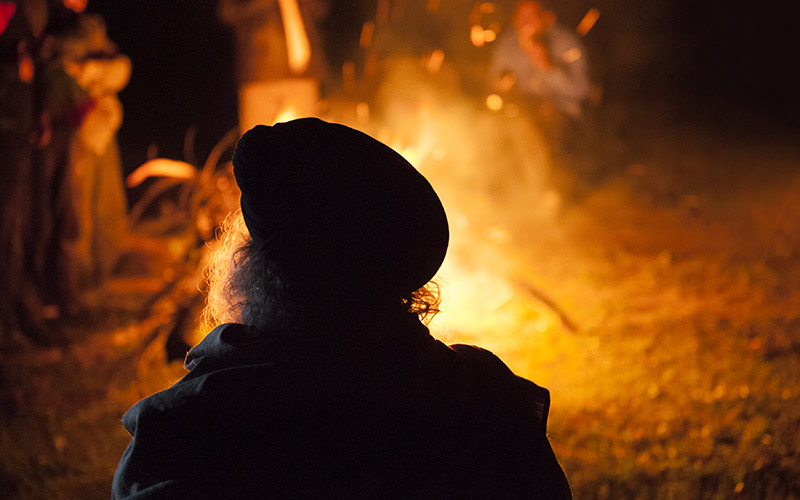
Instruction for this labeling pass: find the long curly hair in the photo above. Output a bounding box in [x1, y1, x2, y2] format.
[202, 211, 440, 331]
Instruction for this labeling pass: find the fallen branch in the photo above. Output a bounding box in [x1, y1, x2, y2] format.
[515, 279, 579, 333]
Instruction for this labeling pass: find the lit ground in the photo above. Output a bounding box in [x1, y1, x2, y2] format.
[1, 98, 799, 499]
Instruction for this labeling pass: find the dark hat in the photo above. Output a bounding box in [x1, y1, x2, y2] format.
[232, 118, 449, 295]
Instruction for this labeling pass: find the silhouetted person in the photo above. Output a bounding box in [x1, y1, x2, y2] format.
[111, 118, 572, 499]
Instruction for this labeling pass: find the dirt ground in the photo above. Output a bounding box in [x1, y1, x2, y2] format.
[1, 100, 799, 499]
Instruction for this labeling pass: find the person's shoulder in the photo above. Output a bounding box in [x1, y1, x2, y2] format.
[446, 343, 551, 429]
[120, 368, 207, 433]
[121, 324, 269, 428]
[447, 343, 542, 394]
[447, 343, 514, 374]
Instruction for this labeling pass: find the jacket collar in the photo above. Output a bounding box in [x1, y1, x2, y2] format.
[185, 312, 433, 374]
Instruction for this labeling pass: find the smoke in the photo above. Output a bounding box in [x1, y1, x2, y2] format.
[330, 57, 571, 351]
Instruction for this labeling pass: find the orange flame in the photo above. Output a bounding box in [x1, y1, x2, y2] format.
[278, 0, 311, 75]
[126, 158, 197, 187]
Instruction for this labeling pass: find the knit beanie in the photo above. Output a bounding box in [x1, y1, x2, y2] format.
[232, 117, 449, 296]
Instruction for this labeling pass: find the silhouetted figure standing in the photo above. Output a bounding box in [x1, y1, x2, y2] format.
[111, 118, 572, 499]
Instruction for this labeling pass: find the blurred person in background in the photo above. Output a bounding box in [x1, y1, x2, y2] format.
[490, 1, 591, 153]
[60, 12, 130, 292]
[112, 118, 571, 499]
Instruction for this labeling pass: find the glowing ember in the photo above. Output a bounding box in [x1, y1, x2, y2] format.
[63, 0, 87, 13]
[470, 24, 486, 47]
[426, 49, 445, 73]
[469, 2, 497, 47]
[486, 93, 503, 111]
[576, 8, 600, 36]
[18, 45, 34, 83]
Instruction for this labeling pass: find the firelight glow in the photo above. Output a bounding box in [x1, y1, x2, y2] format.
[278, 0, 311, 75]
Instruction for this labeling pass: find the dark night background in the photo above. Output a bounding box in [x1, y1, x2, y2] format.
[84, 0, 799, 180]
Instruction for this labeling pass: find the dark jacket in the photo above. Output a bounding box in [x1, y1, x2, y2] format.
[112, 315, 571, 499]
